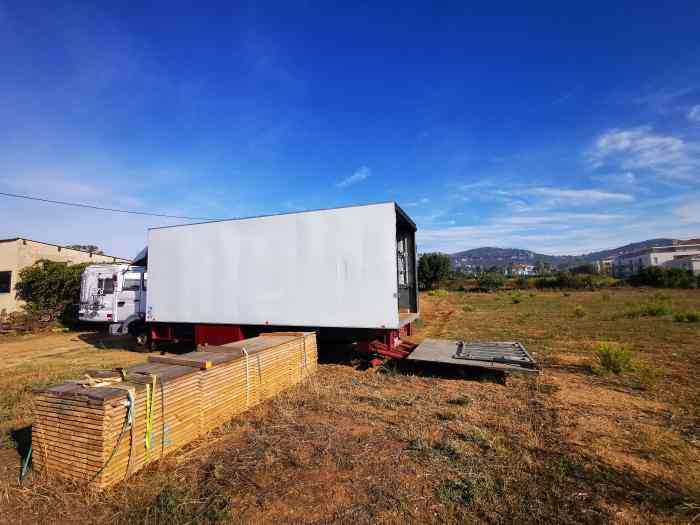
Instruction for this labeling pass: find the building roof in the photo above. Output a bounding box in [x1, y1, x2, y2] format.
[0, 237, 129, 261]
[619, 240, 700, 259]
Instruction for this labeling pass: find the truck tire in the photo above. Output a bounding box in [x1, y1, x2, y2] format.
[127, 320, 147, 347]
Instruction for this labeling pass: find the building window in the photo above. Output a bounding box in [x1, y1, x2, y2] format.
[0, 271, 11, 294]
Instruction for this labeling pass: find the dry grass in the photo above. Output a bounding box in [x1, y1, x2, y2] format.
[0, 288, 699, 524]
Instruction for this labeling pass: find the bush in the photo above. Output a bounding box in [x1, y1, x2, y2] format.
[14, 260, 89, 322]
[462, 304, 475, 313]
[510, 290, 522, 304]
[428, 289, 449, 297]
[623, 302, 672, 318]
[535, 272, 593, 290]
[593, 342, 633, 375]
[573, 305, 586, 318]
[477, 272, 505, 291]
[674, 311, 700, 323]
[629, 267, 697, 288]
[514, 276, 536, 289]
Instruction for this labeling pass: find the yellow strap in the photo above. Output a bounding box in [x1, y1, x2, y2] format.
[242, 347, 250, 408]
[144, 375, 156, 462]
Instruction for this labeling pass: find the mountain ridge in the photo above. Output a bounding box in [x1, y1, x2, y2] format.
[449, 238, 677, 270]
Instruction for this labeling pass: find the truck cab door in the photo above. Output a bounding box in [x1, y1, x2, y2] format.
[116, 271, 142, 322]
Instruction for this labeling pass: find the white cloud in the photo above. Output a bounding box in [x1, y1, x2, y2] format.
[496, 212, 624, 226]
[523, 187, 634, 203]
[404, 197, 429, 207]
[676, 201, 700, 224]
[688, 105, 700, 123]
[336, 166, 371, 188]
[588, 126, 700, 180]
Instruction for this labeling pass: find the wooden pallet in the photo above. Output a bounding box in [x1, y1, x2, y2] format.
[32, 332, 317, 488]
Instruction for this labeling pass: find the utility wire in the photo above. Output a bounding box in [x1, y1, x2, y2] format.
[0, 191, 217, 221]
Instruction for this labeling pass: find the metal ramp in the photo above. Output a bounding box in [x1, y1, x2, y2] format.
[406, 339, 539, 374]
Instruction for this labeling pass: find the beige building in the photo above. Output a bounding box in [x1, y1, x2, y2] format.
[612, 239, 700, 277]
[0, 237, 129, 314]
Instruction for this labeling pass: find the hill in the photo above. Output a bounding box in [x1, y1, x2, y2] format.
[449, 238, 676, 270]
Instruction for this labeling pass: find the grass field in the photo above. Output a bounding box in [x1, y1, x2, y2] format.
[0, 288, 699, 524]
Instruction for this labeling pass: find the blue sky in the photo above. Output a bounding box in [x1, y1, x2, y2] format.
[1, 2, 699, 258]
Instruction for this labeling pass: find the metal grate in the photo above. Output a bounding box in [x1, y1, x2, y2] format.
[453, 341, 536, 368]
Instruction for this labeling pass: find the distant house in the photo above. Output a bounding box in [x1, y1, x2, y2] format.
[0, 238, 129, 314]
[593, 257, 615, 274]
[508, 263, 537, 276]
[613, 239, 700, 277]
[664, 254, 700, 275]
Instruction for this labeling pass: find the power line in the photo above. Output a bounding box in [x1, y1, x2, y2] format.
[0, 191, 218, 221]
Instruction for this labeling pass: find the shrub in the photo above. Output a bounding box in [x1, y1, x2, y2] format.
[446, 396, 471, 406]
[535, 272, 593, 290]
[674, 311, 700, 323]
[632, 365, 658, 390]
[593, 342, 633, 375]
[477, 272, 505, 291]
[591, 275, 620, 288]
[462, 304, 475, 313]
[629, 267, 697, 288]
[435, 477, 476, 505]
[624, 302, 672, 318]
[510, 290, 522, 304]
[14, 260, 89, 322]
[573, 305, 586, 318]
[514, 276, 536, 289]
[428, 289, 449, 297]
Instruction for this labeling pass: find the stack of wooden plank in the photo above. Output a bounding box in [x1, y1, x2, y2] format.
[32, 332, 317, 488]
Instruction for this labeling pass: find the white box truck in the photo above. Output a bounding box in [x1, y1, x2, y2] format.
[143, 202, 418, 352]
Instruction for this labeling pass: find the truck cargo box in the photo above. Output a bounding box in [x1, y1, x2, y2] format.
[146, 202, 417, 330]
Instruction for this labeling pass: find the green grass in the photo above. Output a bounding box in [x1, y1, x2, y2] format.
[428, 289, 449, 297]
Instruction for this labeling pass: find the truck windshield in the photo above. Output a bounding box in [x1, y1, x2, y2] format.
[122, 272, 142, 291]
[98, 276, 115, 294]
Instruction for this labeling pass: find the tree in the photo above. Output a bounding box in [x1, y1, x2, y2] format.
[15, 260, 89, 321]
[571, 263, 597, 275]
[65, 244, 104, 255]
[418, 253, 451, 290]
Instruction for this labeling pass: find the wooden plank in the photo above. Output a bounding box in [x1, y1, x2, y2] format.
[148, 354, 212, 370]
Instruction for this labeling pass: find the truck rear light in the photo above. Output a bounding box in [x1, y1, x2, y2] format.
[107, 314, 113, 319]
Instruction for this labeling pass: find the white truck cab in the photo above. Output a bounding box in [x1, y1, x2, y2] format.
[79, 264, 147, 338]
